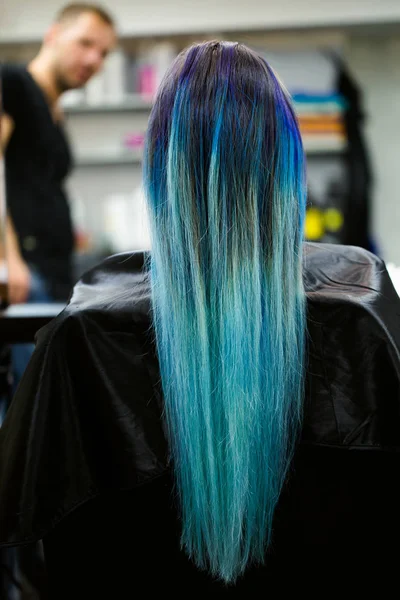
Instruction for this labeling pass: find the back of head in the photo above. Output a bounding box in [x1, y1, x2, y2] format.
[144, 41, 306, 583]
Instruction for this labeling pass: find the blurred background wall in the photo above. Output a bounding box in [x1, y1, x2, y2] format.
[1, 0, 399, 269]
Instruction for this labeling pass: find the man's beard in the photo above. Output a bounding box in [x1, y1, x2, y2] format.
[54, 68, 79, 93]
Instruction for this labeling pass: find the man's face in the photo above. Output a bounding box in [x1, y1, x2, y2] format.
[48, 12, 117, 91]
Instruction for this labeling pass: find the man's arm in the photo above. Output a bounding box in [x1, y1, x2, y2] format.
[5, 215, 31, 304]
[1, 114, 31, 304]
[1, 113, 14, 149]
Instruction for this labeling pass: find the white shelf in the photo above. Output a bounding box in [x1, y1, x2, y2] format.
[76, 151, 143, 167]
[1, 303, 65, 318]
[64, 96, 153, 114]
[64, 98, 347, 123]
[75, 142, 344, 168]
[303, 138, 347, 154]
[65, 99, 346, 117]
[64, 97, 346, 116]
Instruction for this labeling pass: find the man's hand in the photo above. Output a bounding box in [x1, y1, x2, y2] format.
[8, 254, 31, 304]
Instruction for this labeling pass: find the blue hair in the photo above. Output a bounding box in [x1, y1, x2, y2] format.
[144, 41, 306, 583]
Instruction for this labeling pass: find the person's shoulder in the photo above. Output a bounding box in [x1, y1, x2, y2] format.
[68, 250, 149, 317]
[71, 251, 149, 307]
[304, 242, 400, 363]
[1, 63, 24, 75]
[36, 251, 151, 346]
[303, 242, 389, 302]
[303, 243, 400, 449]
[1, 63, 28, 88]
[1, 64, 30, 118]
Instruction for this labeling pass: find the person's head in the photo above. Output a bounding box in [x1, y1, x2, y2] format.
[144, 41, 306, 583]
[41, 3, 116, 91]
[145, 40, 306, 260]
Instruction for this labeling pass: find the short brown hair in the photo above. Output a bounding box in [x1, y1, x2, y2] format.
[56, 3, 115, 27]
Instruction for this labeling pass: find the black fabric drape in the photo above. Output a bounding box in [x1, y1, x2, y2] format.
[0, 243, 399, 593]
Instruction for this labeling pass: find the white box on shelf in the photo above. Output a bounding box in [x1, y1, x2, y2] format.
[85, 73, 106, 105]
[103, 49, 127, 104]
[61, 89, 86, 107]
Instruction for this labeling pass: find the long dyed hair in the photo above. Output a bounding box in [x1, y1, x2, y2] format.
[144, 41, 306, 583]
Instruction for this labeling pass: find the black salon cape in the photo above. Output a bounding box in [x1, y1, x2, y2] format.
[1, 243, 400, 593]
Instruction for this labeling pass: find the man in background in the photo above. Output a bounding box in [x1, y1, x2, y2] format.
[0, 4, 116, 597]
[0, 3, 116, 387]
